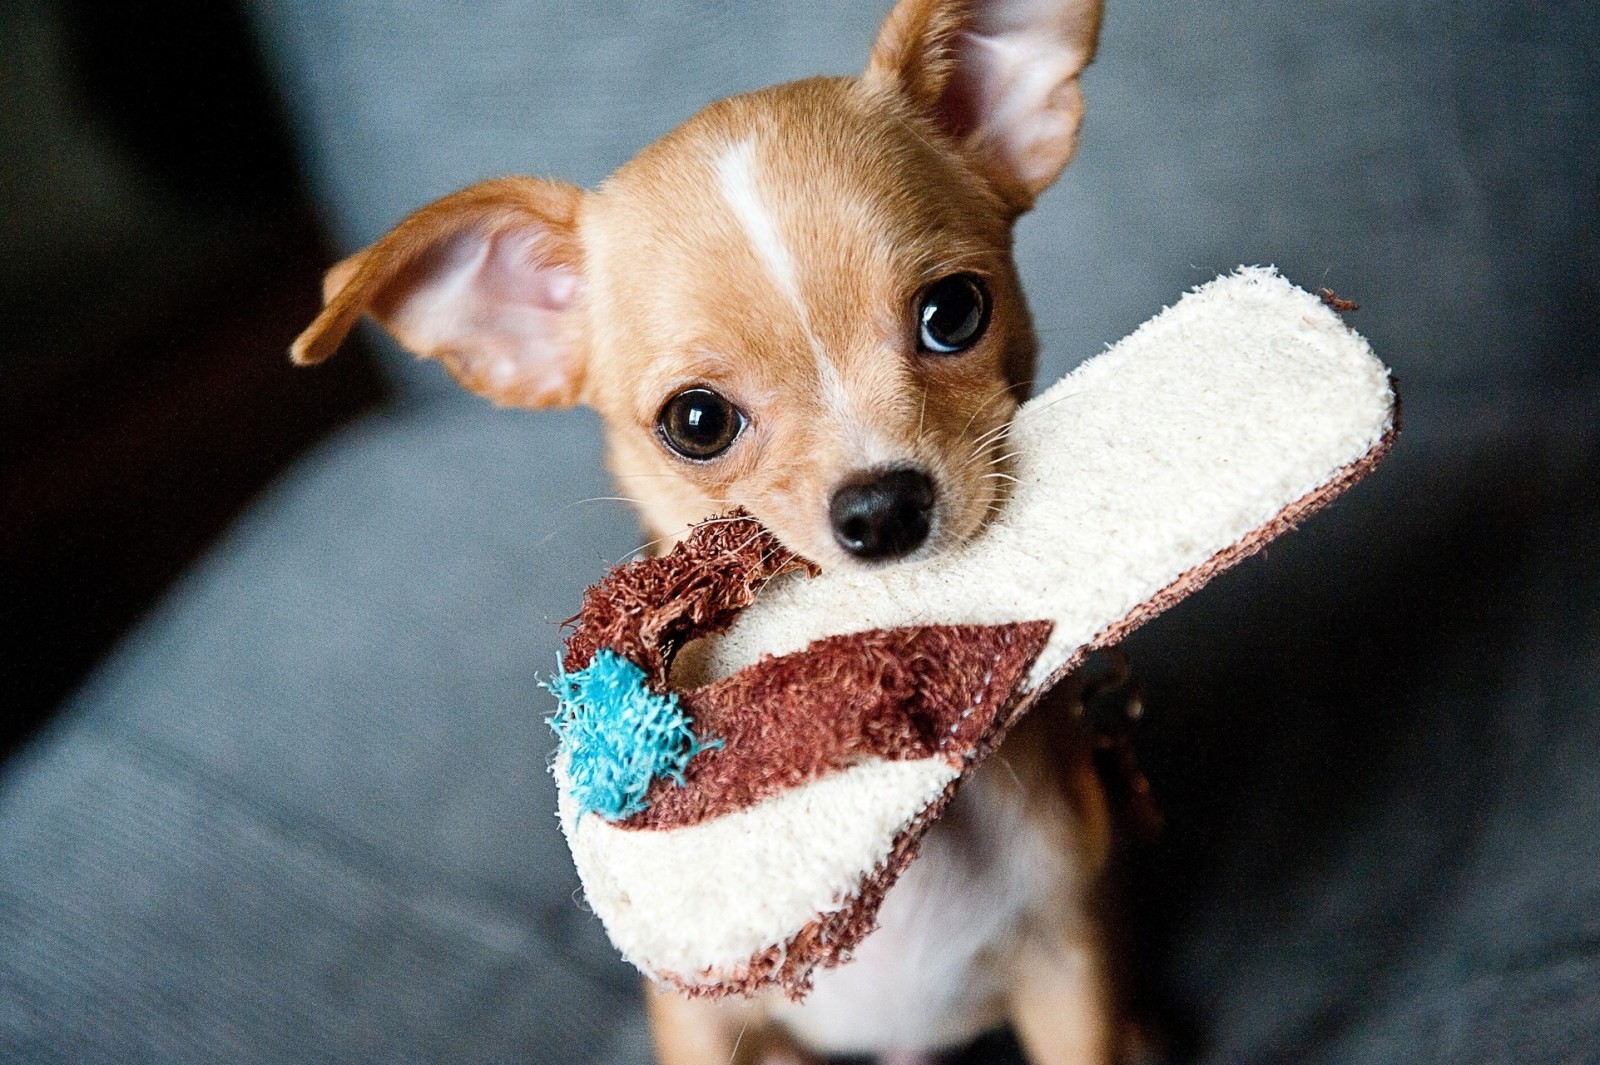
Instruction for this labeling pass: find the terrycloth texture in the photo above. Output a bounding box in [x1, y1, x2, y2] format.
[560, 514, 816, 683]
[702, 267, 1395, 689]
[561, 756, 961, 991]
[557, 269, 1395, 1001]
[629, 621, 1053, 831]
[556, 516, 1053, 994]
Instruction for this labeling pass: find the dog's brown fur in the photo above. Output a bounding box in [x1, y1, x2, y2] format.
[294, 1, 1115, 1060]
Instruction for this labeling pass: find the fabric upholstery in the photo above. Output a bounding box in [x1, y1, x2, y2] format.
[2, 1, 1595, 1062]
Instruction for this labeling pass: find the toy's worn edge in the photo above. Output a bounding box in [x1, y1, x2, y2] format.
[652, 409, 1398, 1000]
[655, 760, 965, 1000]
[1053, 407, 1400, 694]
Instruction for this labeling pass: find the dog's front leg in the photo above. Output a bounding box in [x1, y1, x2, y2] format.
[646, 983, 817, 1065]
[1007, 923, 1118, 1065]
[999, 704, 1123, 1065]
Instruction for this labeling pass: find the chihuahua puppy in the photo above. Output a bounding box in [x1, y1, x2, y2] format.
[294, 1, 1114, 1062]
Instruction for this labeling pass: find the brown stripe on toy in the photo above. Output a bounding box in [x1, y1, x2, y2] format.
[562, 510, 817, 682]
[618, 620, 1053, 831]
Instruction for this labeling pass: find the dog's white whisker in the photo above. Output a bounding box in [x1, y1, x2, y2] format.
[956, 423, 1018, 482]
[532, 495, 655, 549]
[972, 419, 1014, 446]
[956, 382, 1020, 438]
[625, 534, 672, 559]
[972, 436, 1006, 460]
[569, 495, 650, 507]
[1014, 388, 1086, 422]
[965, 425, 1014, 465]
[628, 515, 756, 560]
[726, 1021, 750, 1065]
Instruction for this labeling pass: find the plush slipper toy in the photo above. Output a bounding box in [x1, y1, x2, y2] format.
[547, 267, 1397, 999]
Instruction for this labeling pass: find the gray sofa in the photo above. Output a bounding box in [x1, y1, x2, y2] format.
[3, 1, 1596, 1062]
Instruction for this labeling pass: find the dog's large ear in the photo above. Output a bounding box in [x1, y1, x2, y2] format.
[291, 177, 587, 409]
[864, 0, 1103, 213]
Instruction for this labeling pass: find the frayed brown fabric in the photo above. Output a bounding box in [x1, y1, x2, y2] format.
[562, 510, 817, 681]
[622, 620, 1053, 830]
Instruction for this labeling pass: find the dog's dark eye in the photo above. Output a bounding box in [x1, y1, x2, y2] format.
[916, 273, 991, 354]
[657, 388, 745, 460]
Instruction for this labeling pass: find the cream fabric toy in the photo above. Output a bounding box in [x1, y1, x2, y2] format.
[548, 267, 1397, 997]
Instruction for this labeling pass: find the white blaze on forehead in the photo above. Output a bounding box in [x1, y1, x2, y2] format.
[714, 139, 804, 315]
[713, 138, 856, 422]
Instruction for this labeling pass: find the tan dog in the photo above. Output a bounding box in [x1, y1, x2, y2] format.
[294, 1, 1117, 1061]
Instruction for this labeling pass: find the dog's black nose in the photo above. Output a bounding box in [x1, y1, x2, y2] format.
[829, 468, 936, 561]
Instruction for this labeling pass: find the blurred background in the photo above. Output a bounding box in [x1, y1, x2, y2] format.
[1, 0, 385, 751]
[1, 1, 1596, 1063]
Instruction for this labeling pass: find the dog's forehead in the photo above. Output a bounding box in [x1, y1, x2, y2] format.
[584, 78, 1004, 327]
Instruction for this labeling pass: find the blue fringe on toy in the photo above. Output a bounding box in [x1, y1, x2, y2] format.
[544, 649, 722, 823]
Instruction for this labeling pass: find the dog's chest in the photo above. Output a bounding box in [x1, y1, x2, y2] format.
[769, 759, 1073, 1055]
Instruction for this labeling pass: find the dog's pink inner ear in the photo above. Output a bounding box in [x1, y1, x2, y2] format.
[867, 0, 1102, 212]
[376, 225, 586, 409]
[291, 176, 588, 410]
